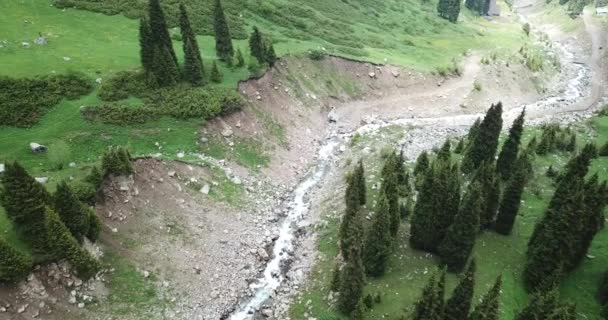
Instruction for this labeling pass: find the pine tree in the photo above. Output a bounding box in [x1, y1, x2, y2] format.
[467, 118, 482, 147]
[54, 181, 90, 242]
[412, 273, 445, 320]
[150, 41, 180, 87]
[469, 276, 502, 320]
[472, 162, 500, 229]
[395, 150, 410, 197]
[145, 0, 179, 87]
[330, 262, 341, 292]
[462, 103, 503, 174]
[438, 0, 460, 23]
[414, 151, 430, 176]
[148, 0, 178, 65]
[139, 18, 154, 74]
[45, 208, 100, 279]
[351, 299, 366, 320]
[265, 42, 277, 67]
[515, 288, 576, 320]
[213, 0, 234, 61]
[235, 48, 245, 68]
[497, 110, 525, 180]
[384, 171, 401, 237]
[0, 162, 50, 252]
[84, 204, 102, 242]
[355, 160, 367, 206]
[339, 173, 364, 260]
[338, 245, 365, 314]
[439, 182, 481, 272]
[0, 237, 32, 282]
[179, 4, 205, 86]
[454, 139, 465, 154]
[362, 194, 392, 277]
[494, 153, 529, 235]
[249, 26, 266, 64]
[438, 139, 452, 161]
[445, 260, 476, 320]
[210, 61, 223, 83]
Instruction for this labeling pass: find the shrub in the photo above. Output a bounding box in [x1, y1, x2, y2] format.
[473, 80, 482, 92]
[98, 71, 148, 102]
[0, 237, 32, 283]
[47, 141, 71, 171]
[523, 23, 531, 36]
[102, 147, 133, 177]
[308, 49, 327, 61]
[81, 104, 159, 125]
[71, 181, 98, 205]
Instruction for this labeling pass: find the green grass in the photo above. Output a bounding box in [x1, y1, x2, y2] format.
[291, 117, 608, 320]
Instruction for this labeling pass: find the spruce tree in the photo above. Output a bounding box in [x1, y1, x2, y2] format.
[515, 288, 576, 320]
[339, 173, 364, 260]
[414, 151, 430, 176]
[497, 109, 525, 180]
[0, 162, 50, 252]
[54, 181, 90, 242]
[438, 139, 452, 161]
[362, 194, 392, 277]
[462, 103, 503, 174]
[210, 61, 223, 83]
[469, 276, 502, 320]
[395, 150, 411, 197]
[412, 273, 445, 320]
[179, 4, 205, 86]
[213, 0, 234, 61]
[139, 18, 154, 74]
[383, 170, 401, 237]
[249, 26, 266, 64]
[0, 237, 32, 282]
[150, 42, 179, 87]
[235, 48, 245, 68]
[600, 141, 608, 157]
[444, 260, 476, 320]
[338, 244, 365, 314]
[439, 182, 481, 272]
[472, 162, 500, 229]
[148, 0, 178, 65]
[494, 154, 528, 235]
[265, 42, 277, 67]
[84, 204, 102, 242]
[355, 160, 367, 206]
[467, 118, 482, 148]
[454, 139, 465, 154]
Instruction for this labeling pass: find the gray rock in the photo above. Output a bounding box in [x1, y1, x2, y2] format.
[200, 184, 210, 195]
[34, 36, 48, 45]
[35, 177, 49, 184]
[221, 129, 234, 138]
[0, 163, 4, 174]
[30, 142, 48, 153]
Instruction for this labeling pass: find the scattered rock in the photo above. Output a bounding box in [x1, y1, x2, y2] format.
[232, 177, 242, 185]
[328, 109, 339, 123]
[168, 171, 176, 177]
[200, 184, 210, 195]
[95, 78, 102, 84]
[0, 163, 4, 174]
[30, 142, 48, 153]
[34, 36, 48, 45]
[35, 177, 49, 184]
[177, 152, 185, 158]
[261, 308, 274, 318]
[368, 72, 376, 78]
[221, 129, 234, 138]
[391, 70, 401, 77]
[21, 42, 30, 48]
[63, 56, 71, 61]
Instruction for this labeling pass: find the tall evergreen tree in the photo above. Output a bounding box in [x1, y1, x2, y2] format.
[412, 273, 445, 320]
[438, 139, 452, 161]
[362, 194, 392, 277]
[467, 118, 482, 148]
[148, 0, 178, 65]
[139, 18, 154, 74]
[0, 162, 50, 252]
[515, 288, 576, 320]
[469, 276, 502, 320]
[235, 48, 245, 68]
[337, 244, 365, 314]
[495, 153, 529, 235]
[395, 150, 411, 197]
[249, 26, 266, 64]
[472, 162, 500, 229]
[339, 173, 364, 260]
[265, 42, 277, 67]
[179, 4, 205, 86]
[439, 182, 481, 272]
[497, 109, 526, 180]
[445, 260, 476, 320]
[462, 103, 503, 174]
[210, 61, 223, 83]
[53, 181, 90, 242]
[438, 0, 461, 23]
[213, 0, 234, 61]
[414, 151, 430, 176]
[0, 237, 32, 282]
[384, 169, 401, 237]
[355, 160, 367, 206]
[150, 37, 180, 87]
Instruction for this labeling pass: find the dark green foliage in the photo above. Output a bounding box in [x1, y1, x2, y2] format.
[495, 153, 529, 235]
[414, 151, 430, 176]
[380, 152, 402, 237]
[0, 73, 93, 127]
[53, 181, 91, 242]
[81, 104, 159, 124]
[339, 172, 364, 260]
[466, 118, 482, 147]
[546, 165, 558, 178]
[210, 61, 223, 83]
[71, 181, 98, 205]
[102, 147, 133, 177]
[362, 194, 392, 277]
[401, 197, 413, 219]
[469, 276, 502, 320]
[213, 0, 234, 61]
[85, 166, 104, 191]
[249, 26, 266, 64]
[364, 294, 374, 309]
[179, 4, 205, 86]
[0, 237, 32, 283]
[600, 141, 608, 157]
[466, 0, 490, 15]
[516, 288, 576, 320]
[412, 272, 445, 320]
[497, 110, 525, 180]
[98, 71, 149, 102]
[235, 48, 245, 68]
[444, 260, 476, 320]
[472, 162, 501, 229]
[439, 183, 481, 272]
[84, 205, 102, 242]
[438, 139, 452, 161]
[355, 160, 367, 206]
[148, 0, 177, 64]
[462, 103, 503, 174]
[535, 124, 576, 155]
[410, 160, 461, 252]
[141, 0, 180, 87]
[600, 271, 608, 306]
[351, 299, 366, 320]
[308, 49, 327, 60]
[0, 162, 50, 252]
[438, 0, 461, 23]
[150, 43, 180, 87]
[139, 18, 154, 74]
[454, 139, 465, 154]
[330, 262, 341, 292]
[265, 42, 278, 67]
[45, 208, 100, 280]
[338, 245, 365, 314]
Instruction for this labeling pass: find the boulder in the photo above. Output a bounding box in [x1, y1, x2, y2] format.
[221, 129, 234, 138]
[368, 72, 376, 78]
[391, 70, 401, 77]
[327, 109, 339, 123]
[30, 142, 48, 153]
[200, 184, 211, 195]
[0, 163, 4, 174]
[34, 36, 48, 45]
[35, 177, 49, 184]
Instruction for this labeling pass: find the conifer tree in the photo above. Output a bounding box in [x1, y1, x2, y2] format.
[497, 110, 525, 180]
[439, 182, 481, 272]
[362, 194, 392, 277]
[235, 48, 245, 68]
[265, 42, 277, 67]
[150, 42, 180, 87]
[249, 26, 266, 64]
[84, 204, 102, 242]
[213, 0, 234, 61]
[600, 141, 608, 157]
[438, 0, 461, 23]
[148, 0, 178, 65]
[338, 244, 365, 314]
[515, 288, 576, 320]
[210, 61, 223, 83]
[0, 237, 32, 282]
[472, 162, 500, 229]
[351, 299, 366, 320]
[412, 273, 445, 320]
[383, 169, 401, 237]
[54, 181, 90, 242]
[396, 150, 411, 197]
[467, 118, 482, 147]
[139, 18, 154, 74]
[179, 4, 205, 86]
[444, 260, 476, 320]
[0, 162, 50, 252]
[438, 139, 452, 161]
[469, 276, 502, 320]
[462, 103, 503, 174]
[330, 262, 341, 292]
[495, 153, 529, 235]
[414, 151, 430, 176]
[454, 139, 465, 154]
[339, 173, 364, 260]
[355, 160, 367, 206]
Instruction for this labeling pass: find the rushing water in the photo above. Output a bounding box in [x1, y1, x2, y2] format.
[229, 40, 593, 319]
[230, 138, 340, 320]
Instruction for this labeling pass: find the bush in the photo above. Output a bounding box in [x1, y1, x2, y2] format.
[82, 204, 102, 242]
[0, 237, 32, 283]
[102, 147, 133, 177]
[71, 181, 98, 205]
[47, 141, 71, 171]
[308, 49, 327, 61]
[98, 71, 148, 102]
[523, 23, 531, 36]
[0, 73, 93, 127]
[81, 104, 159, 125]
